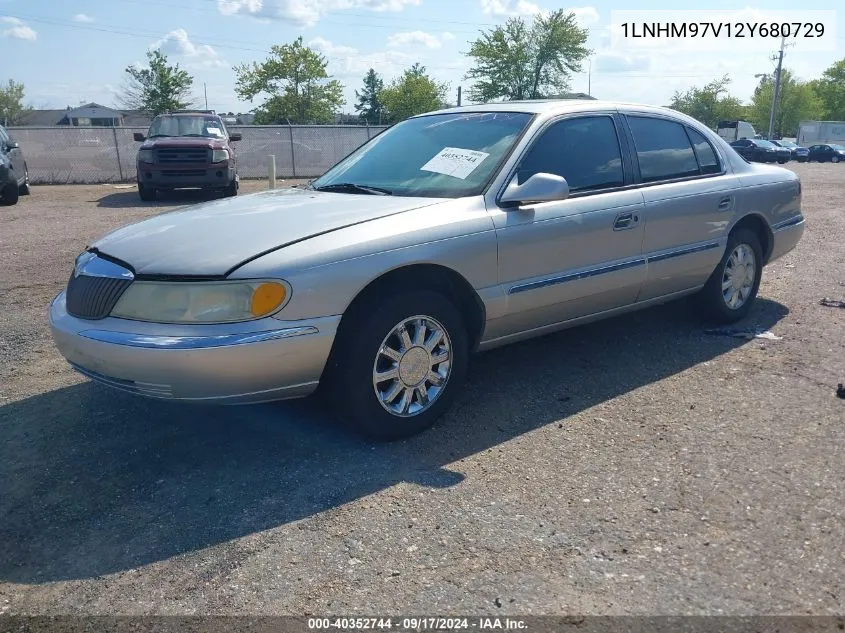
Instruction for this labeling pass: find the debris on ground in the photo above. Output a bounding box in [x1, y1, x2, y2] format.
[819, 297, 845, 309]
[837, 384, 845, 400]
[705, 327, 782, 340]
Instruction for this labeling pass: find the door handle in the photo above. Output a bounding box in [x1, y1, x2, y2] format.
[718, 196, 732, 211]
[613, 212, 636, 230]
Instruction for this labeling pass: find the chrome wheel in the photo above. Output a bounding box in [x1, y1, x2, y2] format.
[372, 315, 452, 418]
[721, 243, 756, 310]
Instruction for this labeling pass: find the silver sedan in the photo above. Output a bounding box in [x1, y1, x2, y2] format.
[50, 100, 805, 440]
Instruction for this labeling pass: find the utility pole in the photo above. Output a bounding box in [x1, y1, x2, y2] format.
[588, 58, 592, 96]
[767, 36, 786, 140]
[204, 83, 208, 110]
[457, 86, 462, 107]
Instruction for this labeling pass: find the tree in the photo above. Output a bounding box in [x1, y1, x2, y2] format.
[748, 69, 823, 138]
[0, 79, 31, 126]
[354, 68, 385, 123]
[809, 58, 845, 121]
[669, 75, 746, 129]
[379, 64, 449, 123]
[465, 9, 590, 102]
[234, 37, 344, 124]
[120, 50, 194, 116]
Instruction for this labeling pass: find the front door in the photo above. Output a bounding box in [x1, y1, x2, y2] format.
[485, 113, 647, 341]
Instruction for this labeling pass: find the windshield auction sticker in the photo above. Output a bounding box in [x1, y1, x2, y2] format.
[420, 147, 490, 180]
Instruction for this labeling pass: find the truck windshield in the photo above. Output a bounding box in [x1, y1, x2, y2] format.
[311, 111, 534, 198]
[147, 116, 227, 139]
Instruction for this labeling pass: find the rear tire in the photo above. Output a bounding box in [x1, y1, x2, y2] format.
[325, 289, 469, 441]
[138, 183, 156, 202]
[1, 182, 20, 206]
[695, 228, 763, 324]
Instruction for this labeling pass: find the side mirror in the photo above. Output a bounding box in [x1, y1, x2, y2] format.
[500, 172, 570, 206]
[6, 141, 19, 150]
[229, 133, 242, 142]
[133, 132, 146, 142]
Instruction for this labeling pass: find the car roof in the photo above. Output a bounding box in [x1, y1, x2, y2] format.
[418, 99, 683, 118]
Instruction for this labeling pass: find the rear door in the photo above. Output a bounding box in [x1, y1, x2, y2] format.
[620, 113, 736, 301]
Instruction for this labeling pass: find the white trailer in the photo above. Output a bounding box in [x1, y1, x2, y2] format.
[797, 121, 845, 146]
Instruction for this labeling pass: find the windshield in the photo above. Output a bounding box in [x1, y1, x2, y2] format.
[830, 144, 845, 150]
[311, 111, 534, 198]
[756, 140, 777, 148]
[779, 141, 797, 148]
[147, 115, 227, 139]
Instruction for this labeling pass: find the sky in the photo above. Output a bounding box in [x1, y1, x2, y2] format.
[0, 0, 842, 115]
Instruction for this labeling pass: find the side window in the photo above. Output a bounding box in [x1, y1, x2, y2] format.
[686, 128, 721, 174]
[0, 126, 8, 146]
[627, 116, 700, 182]
[516, 115, 624, 192]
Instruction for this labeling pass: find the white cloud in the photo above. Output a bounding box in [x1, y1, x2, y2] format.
[387, 30, 442, 49]
[1, 15, 36, 40]
[307, 36, 412, 85]
[480, 0, 541, 17]
[441, 31, 455, 41]
[150, 29, 227, 68]
[73, 13, 95, 23]
[218, 0, 420, 28]
[568, 6, 599, 26]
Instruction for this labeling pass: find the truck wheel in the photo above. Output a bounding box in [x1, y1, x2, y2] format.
[138, 183, 156, 202]
[224, 179, 238, 197]
[1, 182, 20, 206]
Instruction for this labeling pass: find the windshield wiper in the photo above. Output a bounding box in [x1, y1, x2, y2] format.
[313, 182, 392, 195]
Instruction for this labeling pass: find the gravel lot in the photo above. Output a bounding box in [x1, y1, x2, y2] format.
[0, 166, 843, 616]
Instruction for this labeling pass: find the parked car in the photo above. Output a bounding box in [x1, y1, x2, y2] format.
[0, 124, 30, 206]
[772, 140, 809, 162]
[132, 110, 242, 201]
[49, 101, 805, 440]
[729, 138, 791, 164]
[807, 143, 845, 163]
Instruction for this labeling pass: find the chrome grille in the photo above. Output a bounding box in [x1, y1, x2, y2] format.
[65, 273, 132, 320]
[155, 148, 209, 164]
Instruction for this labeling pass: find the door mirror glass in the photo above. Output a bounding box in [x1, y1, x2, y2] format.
[500, 172, 570, 206]
[133, 132, 146, 142]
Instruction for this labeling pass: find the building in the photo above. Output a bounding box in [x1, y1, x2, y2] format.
[17, 103, 153, 127]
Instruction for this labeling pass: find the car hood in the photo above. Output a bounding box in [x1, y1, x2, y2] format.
[141, 137, 227, 150]
[91, 188, 444, 276]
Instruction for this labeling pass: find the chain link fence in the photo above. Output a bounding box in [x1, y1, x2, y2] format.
[7, 125, 390, 185]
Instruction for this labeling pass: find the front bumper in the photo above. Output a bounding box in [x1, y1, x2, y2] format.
[137, 162, 236, 189]
[49, 291, 339, 404]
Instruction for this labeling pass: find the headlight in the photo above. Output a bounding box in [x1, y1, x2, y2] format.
[138, 149, 154, 163]
[212, 149, 229, 163]
[110, 280, 290, 323]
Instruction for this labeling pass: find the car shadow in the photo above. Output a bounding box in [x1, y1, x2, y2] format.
[96, 189, 227, 208]
[0, 298, 789, 583]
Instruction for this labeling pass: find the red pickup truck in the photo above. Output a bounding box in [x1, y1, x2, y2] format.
[133, 110, 242, 201]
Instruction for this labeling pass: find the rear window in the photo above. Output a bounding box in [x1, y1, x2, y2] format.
[627, 116, 700, 182]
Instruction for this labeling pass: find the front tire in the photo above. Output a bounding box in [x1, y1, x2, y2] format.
[1, 182, 20, 206]
[19, 164, 30, 195]
[224, 178, 238, 197]
[326, 290, 469, 441]
[138, 183, 156, 201]
[832, 155, 841, 164]
[696, 229, 763, 324]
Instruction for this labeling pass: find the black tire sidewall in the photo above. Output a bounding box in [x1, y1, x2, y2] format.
[700, 229, 763, 323]
[331, 290, 469, 441]
[1, 182, 19, 206]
